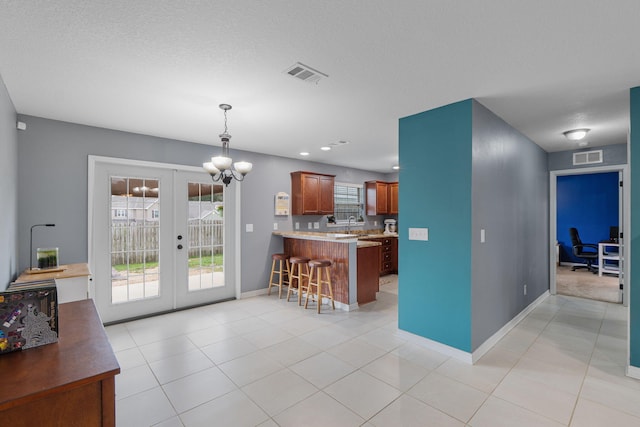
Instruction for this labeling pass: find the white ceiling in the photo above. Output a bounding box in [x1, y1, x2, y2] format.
[1, 1, 639, 173]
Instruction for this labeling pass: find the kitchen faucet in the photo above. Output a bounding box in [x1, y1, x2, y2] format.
[347, 216, 356, 234]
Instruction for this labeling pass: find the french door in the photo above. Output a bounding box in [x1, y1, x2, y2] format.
[89, 157, 237, 323]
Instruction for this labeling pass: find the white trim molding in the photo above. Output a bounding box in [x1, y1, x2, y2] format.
[398, 290, 550, 365]
[626, 365, 640, 380]
[471, 290, 549, 363]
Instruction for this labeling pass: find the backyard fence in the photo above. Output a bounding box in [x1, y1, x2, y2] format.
[111, 219, 223, 265]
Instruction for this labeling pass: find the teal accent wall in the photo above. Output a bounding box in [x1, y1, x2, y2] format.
[630, 86, 640, 367]
[398, 99, 473, 352]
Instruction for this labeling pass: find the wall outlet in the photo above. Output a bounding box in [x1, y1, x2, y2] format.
[313, 222, 320, 229]
[273, 223, 278, 230]
[295, 222, 300, 230]
[480, 229, 486, 243]
[408, 227, 429, 241]
[374, 221, 377, 226]
[307, 222, 312, 229]
[524, 284, 527, 295]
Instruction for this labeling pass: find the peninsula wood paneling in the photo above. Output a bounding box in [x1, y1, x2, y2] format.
[283, 238, 350, 304]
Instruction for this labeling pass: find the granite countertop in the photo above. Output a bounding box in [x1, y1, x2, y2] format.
[272, 230, 396, 246]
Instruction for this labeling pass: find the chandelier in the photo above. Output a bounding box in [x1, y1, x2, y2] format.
[203, 104, 253, 186]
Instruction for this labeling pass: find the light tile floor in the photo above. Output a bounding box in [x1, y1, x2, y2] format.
[106, 275, 640, 426]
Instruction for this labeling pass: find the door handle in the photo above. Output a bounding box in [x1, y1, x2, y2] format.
[177, 235, 183, 240]
[177, 244, 183, 250]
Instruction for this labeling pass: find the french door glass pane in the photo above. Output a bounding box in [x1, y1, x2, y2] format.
[110, 177, 160, 303]
[187, 182, 224, 291]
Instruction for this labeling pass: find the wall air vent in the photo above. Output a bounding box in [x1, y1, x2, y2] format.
[573, 149, 603, 166]
[284, 62, 328, 84]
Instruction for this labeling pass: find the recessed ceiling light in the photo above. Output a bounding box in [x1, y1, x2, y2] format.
[563, 128, 590, 141]
[578, 141, 589, 147]
[320, 146, 331, 151]
[300, 152, 310, 156]
[328, 140, 350, 147]
[392, 165, 400, 170]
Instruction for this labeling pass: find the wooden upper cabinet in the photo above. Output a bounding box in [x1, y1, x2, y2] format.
[389, 182, 398, 214]
[291, 171, 335, 215]
[319, 174, 335, 214]
[366, 180, 398, 215]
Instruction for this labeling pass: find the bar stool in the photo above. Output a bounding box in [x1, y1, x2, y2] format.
[268, 253, 290, 298]
[304, 259, 335, 313]
[287, 256, 310, 305]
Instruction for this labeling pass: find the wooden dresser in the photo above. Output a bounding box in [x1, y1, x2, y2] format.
[0, 299, 120, 426]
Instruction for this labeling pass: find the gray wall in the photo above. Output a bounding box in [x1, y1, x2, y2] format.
[16, 115, 389, 293]
[548, 143, 627, 171]
[471, 100, 549, 350]
[0, 74, 18, 290]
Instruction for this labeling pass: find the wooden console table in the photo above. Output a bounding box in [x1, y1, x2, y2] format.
[0, 300, 120, 426]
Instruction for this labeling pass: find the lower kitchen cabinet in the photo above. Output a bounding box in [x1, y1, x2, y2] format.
[357, 245, 380, 304]
[361, 236, 397, 276]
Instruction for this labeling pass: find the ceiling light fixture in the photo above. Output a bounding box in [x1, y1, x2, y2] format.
[563, 128, 590, 141]
[203, 104, 252, 186]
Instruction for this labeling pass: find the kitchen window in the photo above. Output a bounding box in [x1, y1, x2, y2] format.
[332, 182, 364, 225]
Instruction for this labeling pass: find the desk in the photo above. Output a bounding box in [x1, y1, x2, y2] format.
[598, 242, 620, 277]
[0, 300, 120, 426]
[14, 263, 92, 303]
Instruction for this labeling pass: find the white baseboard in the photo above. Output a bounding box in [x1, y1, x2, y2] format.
[240, 288, 269, 299]
[240, 288, 356, 311]
[626, 365, 640, 379]
[333, 301, 359, 311]
[396, 329, 473, 364]
[470, 290, 549, 363]
[398, 290, 550, 365]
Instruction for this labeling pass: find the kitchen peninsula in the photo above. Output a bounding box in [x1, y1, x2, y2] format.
[272, 231, 385, 307]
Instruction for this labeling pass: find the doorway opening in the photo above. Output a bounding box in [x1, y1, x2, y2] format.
[550, 165, 629, 306]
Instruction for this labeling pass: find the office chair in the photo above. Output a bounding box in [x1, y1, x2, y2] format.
[569, 227, 598, 273]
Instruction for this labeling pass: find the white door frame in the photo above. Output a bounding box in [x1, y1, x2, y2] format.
[549, 164, 630, 307]
[88, 155, 243, 319]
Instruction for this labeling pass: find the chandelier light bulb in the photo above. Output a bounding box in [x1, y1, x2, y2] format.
[203, 161, 220, 175]
[234, 161, 253, 175]
[212, 156, 232, 171]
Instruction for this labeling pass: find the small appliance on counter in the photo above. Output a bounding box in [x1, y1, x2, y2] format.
[384, 219, 397, 235]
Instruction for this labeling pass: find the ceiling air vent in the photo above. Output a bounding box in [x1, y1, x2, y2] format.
[284, 62, 328, 84]
[573, 150, 603, 166]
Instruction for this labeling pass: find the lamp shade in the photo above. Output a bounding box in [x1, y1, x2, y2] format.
[212, 156, 233, 171]
[203, 161, 220, 175]
[234, 161, 253, 175]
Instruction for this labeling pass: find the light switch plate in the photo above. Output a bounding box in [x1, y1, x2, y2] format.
[313, 222, 320, 229]
[246, 224, 254, 232]
[273, 223, 278, 230]
[480, 229, 486, 243]
[408, 227, 429, 241]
